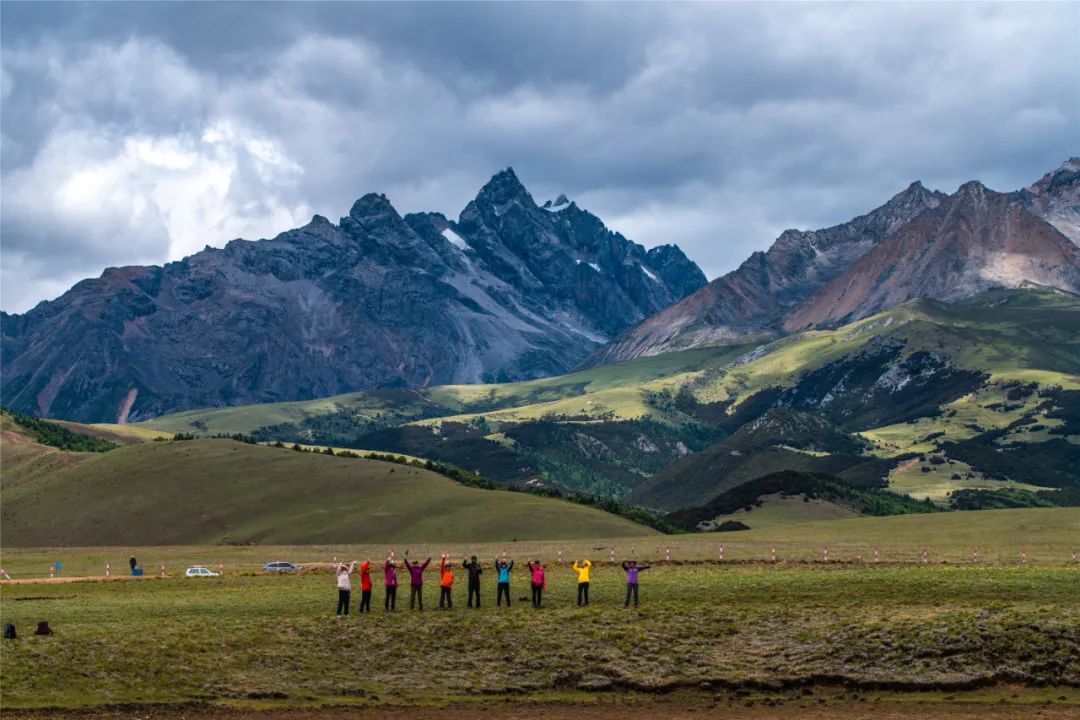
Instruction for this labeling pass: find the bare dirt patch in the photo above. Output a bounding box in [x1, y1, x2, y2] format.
[7, 694, 1079, 720]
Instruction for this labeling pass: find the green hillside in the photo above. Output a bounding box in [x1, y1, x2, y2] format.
[132, 290, 1080, 516]
[0, 438, 656, 546]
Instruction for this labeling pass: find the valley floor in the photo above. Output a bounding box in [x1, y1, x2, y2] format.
[2, 563, 1077, 712]
[3, 510, 1078, 714]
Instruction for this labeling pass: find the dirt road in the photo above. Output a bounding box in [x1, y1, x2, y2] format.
[10, 696, 1077, 720]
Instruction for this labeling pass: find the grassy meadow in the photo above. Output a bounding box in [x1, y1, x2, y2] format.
[2, 509, 1078, 715]
[1, 559, 1077, 711]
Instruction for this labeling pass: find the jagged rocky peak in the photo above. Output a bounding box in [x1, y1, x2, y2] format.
[1024, 157, 1080, 244]
[347, 192, 401, 223]
[543, 194, 572, 210]
[475, 167, 535, 208]
[955, 179, 989, 197]
[1, 165, 706, 422]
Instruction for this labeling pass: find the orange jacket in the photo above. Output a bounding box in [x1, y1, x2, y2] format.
[440, 557, 454, 588]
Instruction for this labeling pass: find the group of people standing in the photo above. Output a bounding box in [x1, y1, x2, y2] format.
[334, 554, 650, 617]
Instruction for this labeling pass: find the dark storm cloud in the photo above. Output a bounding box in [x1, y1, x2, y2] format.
[2, 2, 1077, 312]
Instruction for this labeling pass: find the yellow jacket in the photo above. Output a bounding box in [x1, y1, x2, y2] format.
[572, 560, 592, 583]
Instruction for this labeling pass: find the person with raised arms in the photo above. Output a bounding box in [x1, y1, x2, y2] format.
[621, 559, 651, 608]
[495, 557, 514, 607]
[572, 558, 592, 607]
[358, 559, 373, 613]
[526, 559, 546, 608]
[403, 552, 431, 611]
[461, 555, 483, 608]
[336, 560, 357, 617]
[438, 555, 455, 610]
[383, 555, 399, 611]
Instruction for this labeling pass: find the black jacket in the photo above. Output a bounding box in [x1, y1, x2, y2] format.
[462, 559, 483, 583]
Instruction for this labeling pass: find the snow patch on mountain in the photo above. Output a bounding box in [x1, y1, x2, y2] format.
[442, 227, 468, 249]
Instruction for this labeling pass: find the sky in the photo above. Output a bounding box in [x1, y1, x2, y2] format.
[1, 2, 1077, 313]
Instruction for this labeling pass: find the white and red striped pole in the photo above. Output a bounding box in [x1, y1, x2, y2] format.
[922, 549, 929, 564]
[665, 546, 671, 562]
[719, 545, 724, 562]
[1021, 551, 1027, 564]
[49, 564, 55, 579]
[333, 555, 337, 566]
[771, 546, 776, 563]
[972, 550, 978, 564]
[105, 562, 111, 577]
[219, 562, 224, 575]
[161, 563, 166, 577]
[823, 546, 829, 563]
[873, 547, 880, 563]
[557, 549, 563, 563]
[609, 547, 615, 564]
[1072, 551, 1077, 563]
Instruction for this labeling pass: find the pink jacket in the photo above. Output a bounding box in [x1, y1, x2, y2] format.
[527, 562, 546, 588]
[384, 560, 398, 587]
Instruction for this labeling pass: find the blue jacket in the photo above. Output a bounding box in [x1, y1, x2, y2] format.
[495, 560, 514, 583]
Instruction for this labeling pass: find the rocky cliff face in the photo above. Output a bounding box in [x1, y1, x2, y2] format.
[783, 182, 1080, 330]
[1023, 157, 1080, 244]
[593, 181, 947, 362]
[0, 168, 705, 422]
[596, 160, 1080, 364]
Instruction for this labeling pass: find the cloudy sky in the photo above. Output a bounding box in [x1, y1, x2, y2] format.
[1, 2, 1077, 313]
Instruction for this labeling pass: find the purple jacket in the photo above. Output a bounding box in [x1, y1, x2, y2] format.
[622, 561, 650, 585]
[404, 557, 431, 586]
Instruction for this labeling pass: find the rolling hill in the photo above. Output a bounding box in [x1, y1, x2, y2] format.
[0, 433, 656, 547]
[138, 288, 1080, 518]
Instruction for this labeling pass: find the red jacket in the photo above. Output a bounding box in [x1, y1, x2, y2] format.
[360, 561, 372, 591]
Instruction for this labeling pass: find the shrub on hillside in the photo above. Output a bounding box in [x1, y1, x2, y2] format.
[1, 408, 118, 452]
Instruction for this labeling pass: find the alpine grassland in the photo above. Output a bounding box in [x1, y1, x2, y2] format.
[131, 291, 1080, 509]
[2, 540, 1077, 714]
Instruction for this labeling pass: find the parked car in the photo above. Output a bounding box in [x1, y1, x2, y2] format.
[184, 566, 219, 578]
[263, 561, 302, 572]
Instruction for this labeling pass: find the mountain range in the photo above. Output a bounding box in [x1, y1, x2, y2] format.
[0, 169, 705, 422]
[596, 159, 1080, 363]
[1, 159, 1077, 425]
